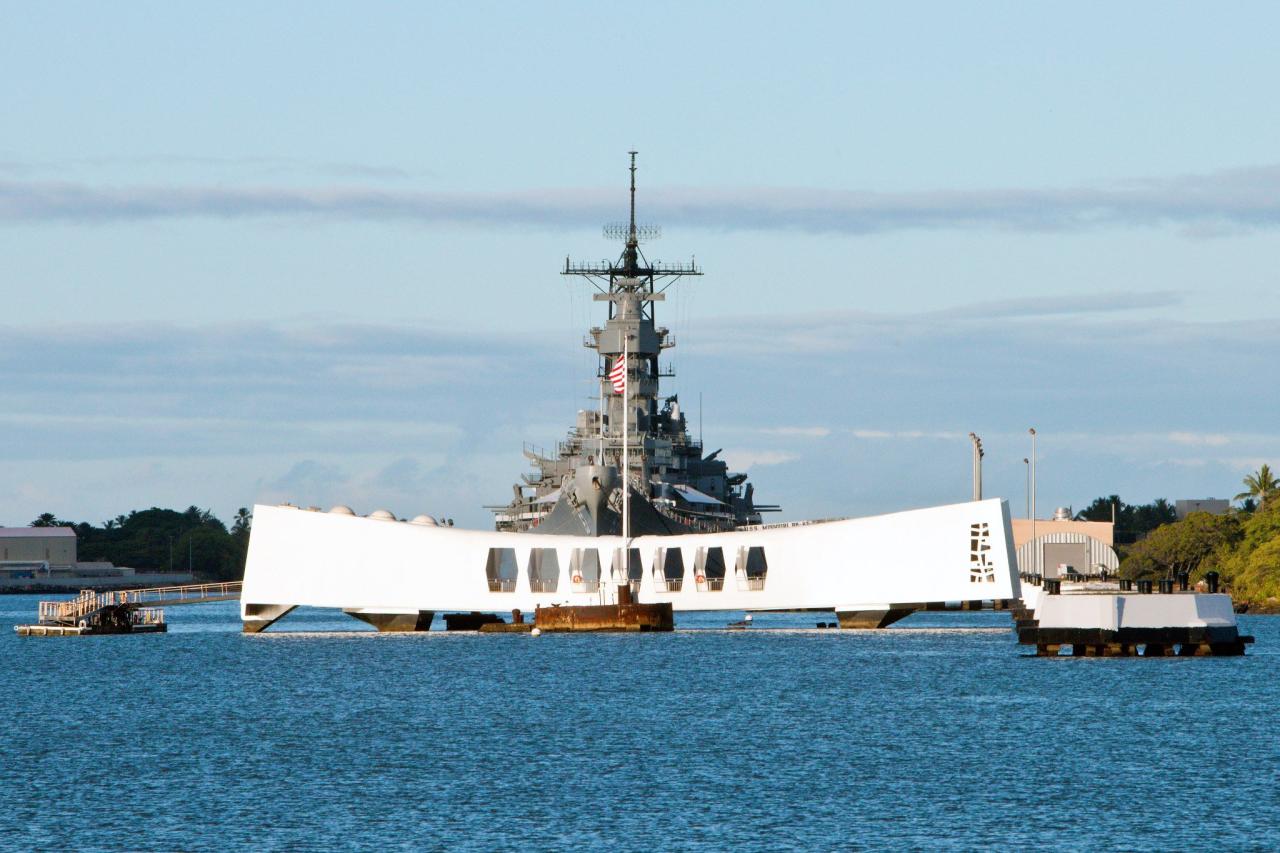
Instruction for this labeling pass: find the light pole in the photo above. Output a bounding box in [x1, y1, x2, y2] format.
[968, 432, 984, 501]
[1029, 428, 1037, 575]
[1023, 458, 1030, 518]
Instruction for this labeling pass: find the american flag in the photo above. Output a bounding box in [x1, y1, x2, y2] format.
[608, 356, 627, 394]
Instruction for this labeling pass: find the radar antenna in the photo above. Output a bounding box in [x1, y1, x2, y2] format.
[629, 149, 637, 244]
[563, 151, 700, 294]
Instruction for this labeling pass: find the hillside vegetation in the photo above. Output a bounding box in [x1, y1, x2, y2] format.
[1116, 466, 1280, 609]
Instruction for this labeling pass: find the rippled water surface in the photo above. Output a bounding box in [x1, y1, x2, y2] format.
[2, 596, 1277, 851]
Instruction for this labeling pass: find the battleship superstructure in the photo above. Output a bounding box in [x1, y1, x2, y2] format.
[492, 154, 777, 536]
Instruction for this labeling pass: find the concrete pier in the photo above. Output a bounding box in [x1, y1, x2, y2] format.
[345, 609, 434, 632]
[836, 607, 916, 629]
[1014, 576, 1253, 657]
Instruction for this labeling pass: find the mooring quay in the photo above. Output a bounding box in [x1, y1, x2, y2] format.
[1013, 572, 1254, 657]
[14, 581, 242, 636]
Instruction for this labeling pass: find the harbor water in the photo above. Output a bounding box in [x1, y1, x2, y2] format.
[2, 595, 1277, 850]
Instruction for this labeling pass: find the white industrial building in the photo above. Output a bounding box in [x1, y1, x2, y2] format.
[1010, 510, 1120, 578]
[0, 526, 194, 590]
[0, 527, 77, 564]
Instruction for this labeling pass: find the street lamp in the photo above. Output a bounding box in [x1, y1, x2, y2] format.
[1023, 458, 1030, 518]
[1029, 428, 1037, 574]
[968, 432, 984, 501]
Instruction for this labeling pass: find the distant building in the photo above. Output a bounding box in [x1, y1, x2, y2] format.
[1, 526, 195, 591]
[0, 527, 76, 564]
[1175, 499, 1230, 519]
[1011, 517, 1113, 548]
[1011, 511, 1119, 579]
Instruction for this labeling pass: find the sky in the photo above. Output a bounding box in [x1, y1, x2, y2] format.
[2, 1, 1279, 528]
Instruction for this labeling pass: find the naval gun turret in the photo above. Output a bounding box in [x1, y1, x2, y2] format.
[489, 153, 779, 536]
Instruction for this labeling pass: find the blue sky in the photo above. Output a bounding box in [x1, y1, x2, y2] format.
[2, 2, 1278, 527]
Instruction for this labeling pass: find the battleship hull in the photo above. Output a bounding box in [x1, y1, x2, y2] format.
[240, 498, 1020, 631]
[531, 487, 721, 536]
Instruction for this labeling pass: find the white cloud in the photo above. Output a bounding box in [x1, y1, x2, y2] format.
[2, 309, 1278, 528]
[267, 460, 348, 494]
[7, 163, 1280, 234]
[850, 429, 965, 440]
[760, 426, 831, 438]
[724, 450, 799, 469]
[1168, 431, 1231, 447]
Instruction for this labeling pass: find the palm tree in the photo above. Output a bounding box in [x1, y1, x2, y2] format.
[1236, 464, 1279, 508]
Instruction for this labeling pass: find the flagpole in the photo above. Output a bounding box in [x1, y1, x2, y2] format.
[622, 336, 630, 542]
[599, 354, 604, 463]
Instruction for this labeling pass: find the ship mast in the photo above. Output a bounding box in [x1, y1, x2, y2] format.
[622, 333, 629, 542]
[562, 152, 701, 536]
[622, 153, 635, 544]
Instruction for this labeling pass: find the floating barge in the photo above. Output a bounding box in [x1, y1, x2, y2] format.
[1014, 573, 1254, 657]
[15, 582, 241, 638]
[15, 593, 167, 636]
[15, 620, 166, 637]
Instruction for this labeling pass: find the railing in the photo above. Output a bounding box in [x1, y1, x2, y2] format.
[736, 516, 849, 532]
[37, 581, 242, 625]
[697, 577, 726, 592]
[110, 581, 242, 607]
[655, 578, 683, 593]
[529, 580, 558, 593]
[39, 589, 102, 624]
[738, 576, 767, 592]
[607, 576, 642, 596]
[487, 579, 517, 593]
[652, 503, 735, 534]
[135, 608, 165, 625]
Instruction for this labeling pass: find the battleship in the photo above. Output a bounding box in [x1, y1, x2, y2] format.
[491, 153, 776, 537]
[239, 155, 1020, 633]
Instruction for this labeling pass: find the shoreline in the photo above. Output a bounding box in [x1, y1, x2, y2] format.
[1236, 601, 1280, 615]
[1, 582, 221, 596]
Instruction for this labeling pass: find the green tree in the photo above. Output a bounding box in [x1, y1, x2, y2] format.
[1133, 498, 1177, 534]
[1231, 538, 1280, 602]
[1075, 495, 1177, 544]
[1216, 499, 1280, 600]
[1075, 495, 1123, 523]
[1235, 464, 1279, 508]
[70, 506, 247, 581]
[1119, 511, 1242, 580]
